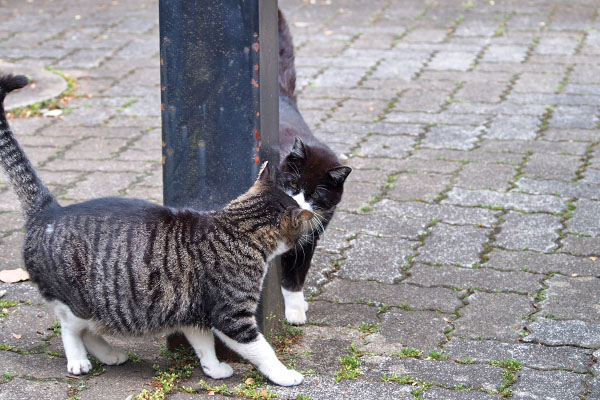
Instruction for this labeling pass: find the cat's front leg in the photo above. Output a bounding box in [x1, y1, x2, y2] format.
[53, 302, 92, 375]
[181, 327, 233, 379]
[212, 329, 303, 386]
[281, 240, 316, 325]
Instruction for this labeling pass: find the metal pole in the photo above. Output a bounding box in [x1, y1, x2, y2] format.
[159, 0, 281, 350]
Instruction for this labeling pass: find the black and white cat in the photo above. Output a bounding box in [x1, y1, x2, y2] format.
[277, 10, 352, 325]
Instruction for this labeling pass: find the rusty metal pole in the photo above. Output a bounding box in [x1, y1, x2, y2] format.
[159, 0, 282, 351]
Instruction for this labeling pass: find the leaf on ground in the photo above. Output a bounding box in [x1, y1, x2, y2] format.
[0, 268, 30, 283]
[12, 333, 21, 339]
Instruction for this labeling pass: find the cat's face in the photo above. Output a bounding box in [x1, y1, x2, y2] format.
[278, 137, 351, 218]
[251, 162, 315, 251]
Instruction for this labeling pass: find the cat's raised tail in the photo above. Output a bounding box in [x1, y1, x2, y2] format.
[0, 74, 55, 216]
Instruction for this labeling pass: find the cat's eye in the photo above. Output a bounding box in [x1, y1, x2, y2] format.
[289, 182, 297, 189]
[311, 192, 319, 199]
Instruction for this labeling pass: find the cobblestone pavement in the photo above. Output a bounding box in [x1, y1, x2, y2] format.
[0, 0, 600, 399]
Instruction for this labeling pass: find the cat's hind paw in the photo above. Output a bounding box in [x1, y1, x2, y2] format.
[268, 368, 303, 386]
[285, 307, 307, 326]
[97, 348, 128, 366]
[67, 359, 92, 375]
[202, 362, 234, 380]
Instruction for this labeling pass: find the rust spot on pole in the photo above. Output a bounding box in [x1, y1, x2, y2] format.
[167, 148, 174, 156]
[162, 155, 166, 164]
[198, 140, 205, 147]
[161, 103, 165, 110]
[251, 78, 259, 87]
[162, 141, 166, 147]
[254, 154, 260, 164]
[252, 42, 259, 52]
[254, 129, 260, 139]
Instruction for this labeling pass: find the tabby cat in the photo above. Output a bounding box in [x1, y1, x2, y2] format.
[0, 74, 313, 386]
[278, 10, 352, 325]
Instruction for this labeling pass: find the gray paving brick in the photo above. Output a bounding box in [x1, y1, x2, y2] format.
[512, 368, 587, 400]
[416, 223, 491, 267]
[543, 275, 600, 323]
[477, 139, 588, 155]
[338, 235, 415, 283]
[516, 177, 600, 200]
[424, 387, 501, 400]
[318, 279, 463, 313]
[485, 115, 540, 140]
[423, 125, 484, 150]
[357, 134, 416, 158]
[412, 148, 524, 164]
[455, 163, 516, 191]
[486, 248, 599, 276]
[496, 211, 561, 252]
[443, 188, 567, 213]
[524, 317, 600, 348]
[386, 172, 451, 202]
[428, 51, 478, 71]
[362, 309, 454, 355]
[443, 339, 592, 373]
[560, 235, 600, 257]
[452, 292, 534, 341]
[365, 357, 502, 393]
[567, 199, 600, 236]
[405, 263, 542, 294]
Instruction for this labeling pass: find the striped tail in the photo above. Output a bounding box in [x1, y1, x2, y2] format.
[0, 74, 55, 216]
[278, 9, 296, 100]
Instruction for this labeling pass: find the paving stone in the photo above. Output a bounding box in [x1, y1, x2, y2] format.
[516, 177, 600, 200]
[455, 163, 516, 191]
[428, 51, 478, 71]
[405, 264, 542, 295]
[338, 235, 415, 283]
[513, 73, 563, 94]
[0, 232, 25, 270]
[511, 368, 587, 400]
[386, 172, 452, 202]
[269, 374, 413, 400]
[549, 105, 599, 130]
[412, 148, 524, 165]
[0, 378, 66, 400]
[443, 339, 592, 373]
[524, 317, 600, 348]
[416, 223, 491, 267]
[423, 125, 484, 150]
[485, 115, 540, 140]
[486, 248, 600, 276]
[357, 134, 416, 158]
[443, 188, 567, 213]
[307, 301, 379, 328]
[318, 279, 463, 313]
[477, 139, 588, 155]
[452, 292, 533, 341]
[365, 357, 503, 393]
[496, 211, 561, 252]
[482, 44, 529, 63]
[0, 304, 57, 351]
[543, 275, 600, 323]
[522, 153, 581, 181]
[63, 171, 139, 200]
[560, 234, 600, 257]
[362, 309, 455, 355]
[337, 181, 380, 212]
[424, 387, 502, 400]
[566, 199, 600, 236]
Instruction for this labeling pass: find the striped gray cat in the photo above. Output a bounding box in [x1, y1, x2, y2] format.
[0, 74, 313, 386]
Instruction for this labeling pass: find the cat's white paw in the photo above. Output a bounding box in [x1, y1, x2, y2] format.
[268, 368, 303, 386]
[285, 306, 307, 325]
[202, 361, 234, 380]
[67, 359, 92, 375]
[303, 299, 309, 312]
[96, 348, 128, 366]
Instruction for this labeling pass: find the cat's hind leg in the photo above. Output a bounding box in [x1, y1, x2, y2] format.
[181, 327, 233, 379]
[53, 301, 92, 375]
[82, 331, 128, 366]
[212, 329, 303, 386]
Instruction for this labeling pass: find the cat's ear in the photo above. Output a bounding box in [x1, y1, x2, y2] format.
[328, 166, 352, 185]
[257, 161, 271, 184]
[289, 137, 307, 161]
[291, 208, 314, 228]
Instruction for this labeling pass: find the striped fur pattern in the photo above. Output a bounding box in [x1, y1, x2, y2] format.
[0, 74, 311, 386]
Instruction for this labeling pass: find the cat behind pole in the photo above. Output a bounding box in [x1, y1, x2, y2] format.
[0, 74, 312, 386]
